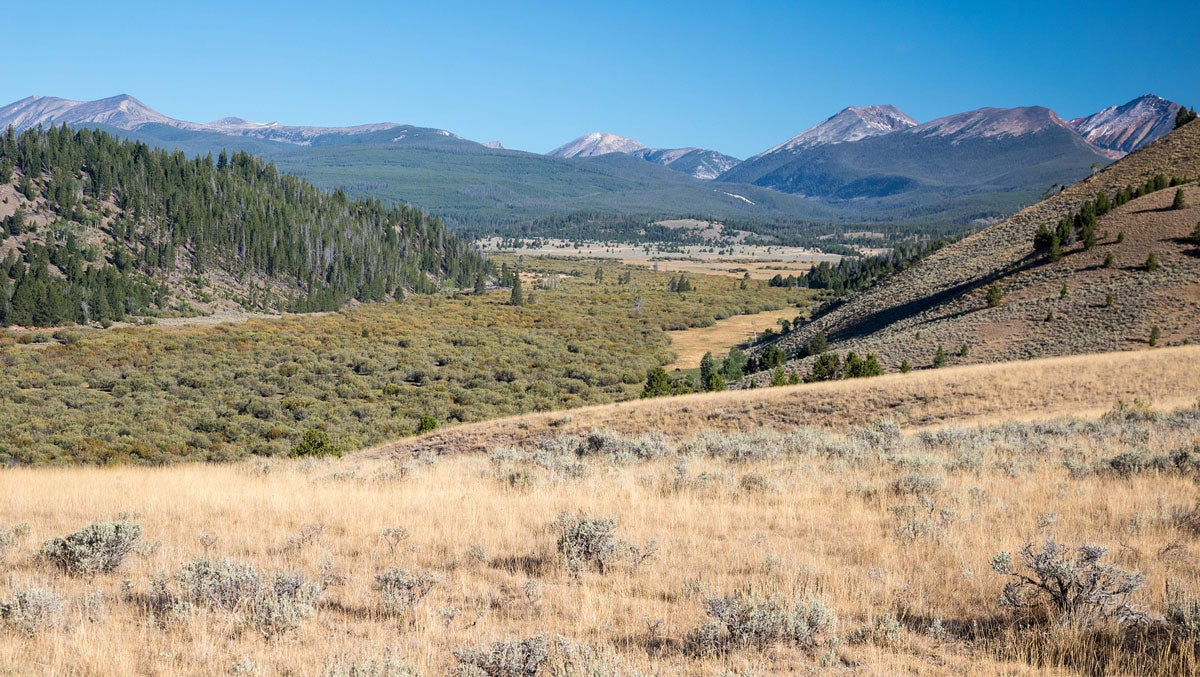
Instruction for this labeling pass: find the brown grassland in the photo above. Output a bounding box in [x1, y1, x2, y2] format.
[663, 309, 802, 371]
[2, 348, 1199, 675]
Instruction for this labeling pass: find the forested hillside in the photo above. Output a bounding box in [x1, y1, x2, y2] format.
[0, 125, 488, 326]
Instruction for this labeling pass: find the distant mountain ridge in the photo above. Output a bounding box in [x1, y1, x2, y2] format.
[547, 132, 740, 180]
[0, 92, 1187, 232]
[0, 94, 411, 146]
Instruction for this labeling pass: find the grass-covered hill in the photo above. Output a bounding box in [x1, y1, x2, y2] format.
[0, 125, 488, 327]
[753, 118, 1200, 379]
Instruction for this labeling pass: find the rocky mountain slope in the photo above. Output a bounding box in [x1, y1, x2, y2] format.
[751, 118, 1200, 381]
[758, 105, 918, 155]
[721, 106, 1113, 223]
[1069, 94, 1182, 155]
[548, 132, 740, 180]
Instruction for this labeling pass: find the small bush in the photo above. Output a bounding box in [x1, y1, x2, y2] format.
[375, 568, 439, 617]
[291, 428, 342, 458]
[38, 520, 142, 576]
[991, 539, 1148, 626]
[687, 591, 837, 654]
[554, 512, 619, 575]
[453, 634, 548, 676]
[416, 414, 438, 434]
[173, 557, 322, 639]
[986, 283, 1004, 308]
[0, 587, 65, 635]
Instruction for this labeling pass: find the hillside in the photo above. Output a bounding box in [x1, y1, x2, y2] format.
[0, 125, 487, 326]
[755, 118, 1200, 378]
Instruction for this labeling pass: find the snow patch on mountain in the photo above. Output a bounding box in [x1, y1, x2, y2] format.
[1069, 94, 1181, 155]
[761, 105, 918, 156]
[0, 94, 404, 146]
[547, 132, 647, 158]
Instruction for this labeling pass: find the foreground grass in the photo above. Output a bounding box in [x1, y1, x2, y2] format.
[0, 259, 803, 465]
[2, 401, 1198, 675]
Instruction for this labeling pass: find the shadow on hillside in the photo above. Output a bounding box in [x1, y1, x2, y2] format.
[827, 252, 1046, 342]
[1168, 236, 1200, 258]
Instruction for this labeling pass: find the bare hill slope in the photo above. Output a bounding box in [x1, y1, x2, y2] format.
[761, 119, 1200, 375]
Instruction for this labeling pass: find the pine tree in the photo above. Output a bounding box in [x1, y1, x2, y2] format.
[509, 273, 524, 306]
[1145, 252, 1159, 272]
[933, 345, 948, 368]
[642, 367, 671, 398]
[1176, 106, 1198, 129]
[899, 359, 911, 374]
[1149, 325, 1161, 347]
[699, 352, 715, 388]
[1173, 188, 1187, 210]
[986, 283, 1004, 308]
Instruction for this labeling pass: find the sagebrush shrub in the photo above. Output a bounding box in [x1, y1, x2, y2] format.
[374, 568, 439, 617]
[453, 633, 548, 676]
[172, 557, 322, 639]
[688, 591, 837, 654]
[38, 520, 142, 576]
[991, 540, 1148, 625]
[554, 513, 618, 575]
[0, 587, 65, 635]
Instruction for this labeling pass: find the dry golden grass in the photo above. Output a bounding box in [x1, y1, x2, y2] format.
[663, 309, 801, 371]
[2, 349, 1199, 675]
[2, 404, 1198, 674]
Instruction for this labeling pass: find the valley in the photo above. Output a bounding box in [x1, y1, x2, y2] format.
[0, 23, 1197, 673]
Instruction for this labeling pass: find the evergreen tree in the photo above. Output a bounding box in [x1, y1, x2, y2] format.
[804, 353, 842, 383]
[699, 352, 715, 388]
[1145, 252, 1159, 272]
[899, 358, 911, 374]
[1176, 106, 1198, 129]
[1173, 188, 1187, 210]
[933, 344, 948, 368]
[986, 283, 1004, 308]
[1149, 325, 1161, 347]
[722, 348, 747, 381]
[509, 273, 524, 306]
[642, 367, 671, 398]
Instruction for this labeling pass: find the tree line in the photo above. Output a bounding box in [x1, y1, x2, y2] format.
[0, 125, 490, 326]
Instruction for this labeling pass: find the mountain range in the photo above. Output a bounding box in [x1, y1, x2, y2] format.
[748, 114, 1200, 380]
[0, 93, 1185, 234]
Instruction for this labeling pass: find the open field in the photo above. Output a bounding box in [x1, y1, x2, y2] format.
[367, 345, 1200, 459]
[477, 237, 841, 280]
[2, 362, 1198, 674]
[663, 308, 804, 371]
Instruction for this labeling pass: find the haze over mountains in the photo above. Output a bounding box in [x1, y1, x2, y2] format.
[0, 93, 1185, 233]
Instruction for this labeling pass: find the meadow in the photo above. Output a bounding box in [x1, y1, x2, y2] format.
[1, 374, 1197, 675]
[0, 259, 804, 466]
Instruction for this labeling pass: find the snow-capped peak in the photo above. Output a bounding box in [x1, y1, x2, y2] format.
[1068, 94, 1182, 155]
[546, 132, 647, 158]
[760, 105, 918, 156]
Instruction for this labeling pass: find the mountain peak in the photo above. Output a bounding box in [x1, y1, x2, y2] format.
[1069, 94, 1182, 155]
[911, 106, 1070, 141]
[547, 132, 647, 158]
[761, 105, 917, 155]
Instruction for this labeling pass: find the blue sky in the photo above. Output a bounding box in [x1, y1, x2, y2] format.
[5, 0, 1197, 158]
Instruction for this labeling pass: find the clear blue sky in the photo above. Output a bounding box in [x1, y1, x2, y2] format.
[5, 0, 1197, 158]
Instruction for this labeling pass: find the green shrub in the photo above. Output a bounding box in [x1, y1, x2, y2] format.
[291, 428, 342, 458]
[687, 592, 837, 654]
[38, 521, 142, 576]
[416, 414, 438, 434]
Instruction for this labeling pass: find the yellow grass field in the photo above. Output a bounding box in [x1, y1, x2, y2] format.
[2, 347, 1199, 675]
[663, 309, 801, 370]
